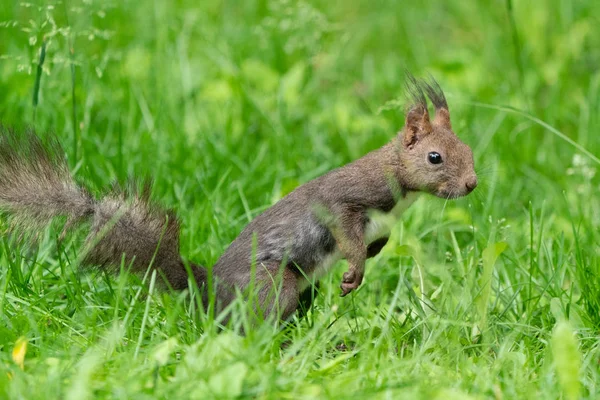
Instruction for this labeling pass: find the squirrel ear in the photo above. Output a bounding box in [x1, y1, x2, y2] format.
[402, 105, 431, 149]
[433, 108, 451, 129]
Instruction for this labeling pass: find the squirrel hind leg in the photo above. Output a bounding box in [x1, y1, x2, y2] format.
[247, 263, 300, 322]
[297, 281, 320, 319]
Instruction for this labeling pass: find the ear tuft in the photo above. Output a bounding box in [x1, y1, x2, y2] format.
[422, 75, 451, 129]
[404, 71, 427, 111]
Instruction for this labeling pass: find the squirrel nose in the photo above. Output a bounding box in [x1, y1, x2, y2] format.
[465, 177, 478, 193]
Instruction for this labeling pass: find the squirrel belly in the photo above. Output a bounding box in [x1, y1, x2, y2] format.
[364, 191, 421, 244]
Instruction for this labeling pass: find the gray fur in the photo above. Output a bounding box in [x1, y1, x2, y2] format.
[0, 129, 92, 231]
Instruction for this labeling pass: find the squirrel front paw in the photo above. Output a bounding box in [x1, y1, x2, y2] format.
[340, 270, 363, 297]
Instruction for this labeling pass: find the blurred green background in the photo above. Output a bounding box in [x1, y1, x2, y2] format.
[0, 0, 599, 398]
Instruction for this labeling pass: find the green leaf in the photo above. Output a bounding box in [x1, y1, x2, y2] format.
[207, 361, 248, 398]
[317, 352, 357, 373]
[152, 337, 179, 367]
[476, 242, 507, 330]
[394, 244, 417, 258]
[551, 321, 581, 400]
[281, 62, 305, 105]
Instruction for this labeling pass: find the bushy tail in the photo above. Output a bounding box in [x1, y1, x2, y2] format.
[0, 126, 206, 290]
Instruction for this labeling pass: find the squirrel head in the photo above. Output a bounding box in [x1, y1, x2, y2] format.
[397, 74, 477, 199]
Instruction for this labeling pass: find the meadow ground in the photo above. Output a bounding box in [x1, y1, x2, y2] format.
[0, 0, 599, 398]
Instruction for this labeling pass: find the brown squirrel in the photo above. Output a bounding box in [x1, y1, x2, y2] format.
[0, 74, 476, 322]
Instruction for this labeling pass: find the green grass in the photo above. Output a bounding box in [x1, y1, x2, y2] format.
[0, 0, 599, 398]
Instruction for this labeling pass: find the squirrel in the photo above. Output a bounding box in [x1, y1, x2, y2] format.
[0, 73, 476, 322]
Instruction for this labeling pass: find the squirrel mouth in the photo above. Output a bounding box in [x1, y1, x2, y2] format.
[436, 190, 465, 200]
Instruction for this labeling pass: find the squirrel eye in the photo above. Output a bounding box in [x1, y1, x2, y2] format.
[428, 152, 443, 164]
